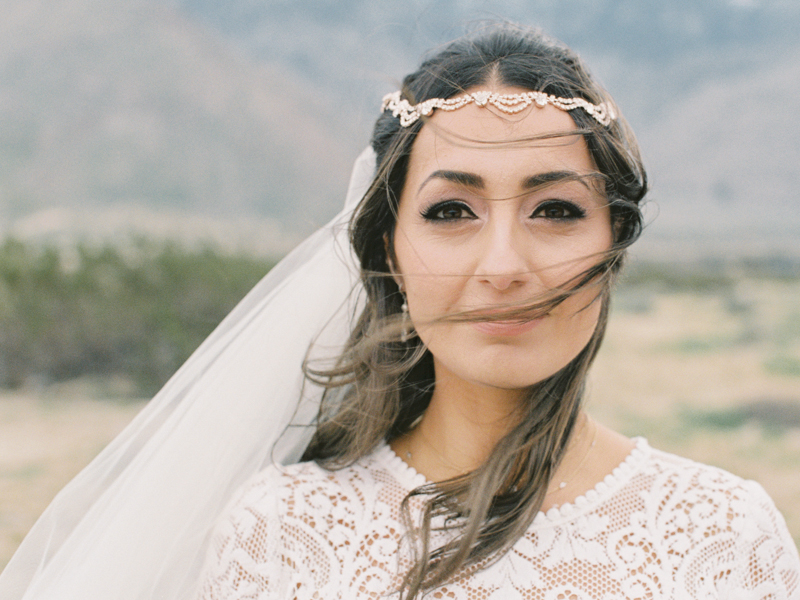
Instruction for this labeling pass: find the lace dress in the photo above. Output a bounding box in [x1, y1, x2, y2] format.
[198, 438, 800, 599]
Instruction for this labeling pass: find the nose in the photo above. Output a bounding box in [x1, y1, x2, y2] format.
[475, 218, 532, 291]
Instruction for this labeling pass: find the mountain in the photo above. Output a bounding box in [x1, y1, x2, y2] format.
[0, 0, 360, 238]
[2, 0, 799, 254]
[165, 0, 799, 110]
[640, 49, 800, 237]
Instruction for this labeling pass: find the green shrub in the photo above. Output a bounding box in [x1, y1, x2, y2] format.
[0, 238, 276, 394]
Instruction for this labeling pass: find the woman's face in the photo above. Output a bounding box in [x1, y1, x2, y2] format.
[392, 88, 613, 391]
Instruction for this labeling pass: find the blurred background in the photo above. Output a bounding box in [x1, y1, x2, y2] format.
[1, 0, 799, 565]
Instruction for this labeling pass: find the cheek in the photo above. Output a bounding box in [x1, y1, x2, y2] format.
[402, 274, 467, 334]
[562, 289, 604, 336]
[546, 279, 606, 371]
[535, 224, 613, 287]
[394, 239, 469, 343]
[392, 230, 472, 315]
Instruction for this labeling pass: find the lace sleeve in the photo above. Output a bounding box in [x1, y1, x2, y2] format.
[196, 468, 292, 600]
[722, 480, 800, 599]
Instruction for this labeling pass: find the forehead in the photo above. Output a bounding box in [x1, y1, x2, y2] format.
[406, 99, 596, 180]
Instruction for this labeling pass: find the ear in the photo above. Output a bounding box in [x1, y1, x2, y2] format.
[383, 233, 404, 291]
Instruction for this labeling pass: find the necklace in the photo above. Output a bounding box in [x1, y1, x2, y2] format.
[401, 416, 599, 489]
[546, 417, 598, 495]
[405, 427, 474, 476]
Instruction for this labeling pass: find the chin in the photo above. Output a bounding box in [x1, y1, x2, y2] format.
[441, 347, 577, 392]
[476, 365, 565, 391]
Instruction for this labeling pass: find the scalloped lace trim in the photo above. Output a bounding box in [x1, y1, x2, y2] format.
[199, 438, 800, 600]
[375, 437, 650, 527]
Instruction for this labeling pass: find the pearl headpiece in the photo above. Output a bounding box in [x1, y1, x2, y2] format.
[381, 90, 616, 127]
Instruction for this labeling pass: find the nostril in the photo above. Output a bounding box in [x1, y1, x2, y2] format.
[478, 268, 530, 292]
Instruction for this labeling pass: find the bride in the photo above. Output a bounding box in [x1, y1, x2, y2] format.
[3, 23, 799, 600]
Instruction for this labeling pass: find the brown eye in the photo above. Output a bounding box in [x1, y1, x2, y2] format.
[422, 201, 477, 221]
[543, 205, 569, 219]
[531, 201, 586, 221]
[438, 205, 466, 219]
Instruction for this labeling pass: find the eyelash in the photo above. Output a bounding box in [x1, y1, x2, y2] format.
[421, 200, 476, 221]
[420, 199, 587, 222]
[531, 200, 587, 221]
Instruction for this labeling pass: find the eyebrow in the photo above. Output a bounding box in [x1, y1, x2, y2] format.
[418, 170, 484, 193]
[522, 171, 597, 191]
[418, 169, 597, 194]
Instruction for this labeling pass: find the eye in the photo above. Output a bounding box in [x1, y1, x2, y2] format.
[531, 200, 586, 221]
[421, 201, 477, 222]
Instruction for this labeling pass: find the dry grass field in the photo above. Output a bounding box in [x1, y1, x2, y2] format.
[1, 274, 799, 569]
[590, 276, 800, 545]
[0, 390, 145, 567]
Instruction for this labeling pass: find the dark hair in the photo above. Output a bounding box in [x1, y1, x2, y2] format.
[303, 23, 646, 598]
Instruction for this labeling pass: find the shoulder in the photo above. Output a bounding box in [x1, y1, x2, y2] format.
[637, 445, 786, 534]
[218, 454, 389, 539]
[641, 445, 780, 517]
[198, 450, 404, 598]
[219, 446, 411, 550]
[634, 444, 800, 595]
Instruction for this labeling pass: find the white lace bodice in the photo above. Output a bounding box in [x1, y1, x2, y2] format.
[198, 439, 800, 599]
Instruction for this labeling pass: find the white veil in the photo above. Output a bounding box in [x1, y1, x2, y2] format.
[0, 148, 377, 600]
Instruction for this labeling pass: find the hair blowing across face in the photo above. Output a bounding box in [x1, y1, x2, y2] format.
[302, 23, 647, 599]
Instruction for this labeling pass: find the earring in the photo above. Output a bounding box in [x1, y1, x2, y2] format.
[400, 293, 412, 342]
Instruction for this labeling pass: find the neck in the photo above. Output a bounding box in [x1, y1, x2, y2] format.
[392, 368, 527, 481]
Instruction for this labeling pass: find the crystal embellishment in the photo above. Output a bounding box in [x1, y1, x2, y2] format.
[381, 90, 617, 127]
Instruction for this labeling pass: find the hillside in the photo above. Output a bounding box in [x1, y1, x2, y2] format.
[2, 0, 799, 252]
[640, 50, 800, 240]
[0, 0, 359, 236]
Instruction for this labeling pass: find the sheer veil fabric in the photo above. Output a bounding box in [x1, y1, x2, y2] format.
[0, 148, 377, 600]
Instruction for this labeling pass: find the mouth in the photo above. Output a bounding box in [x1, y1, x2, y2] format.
[470, 316, 545, 337]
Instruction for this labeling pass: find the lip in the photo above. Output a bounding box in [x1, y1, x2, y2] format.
[471, 317, 544, 337]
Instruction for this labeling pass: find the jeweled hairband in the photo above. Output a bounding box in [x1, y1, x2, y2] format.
[381, 90, 616, 127]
